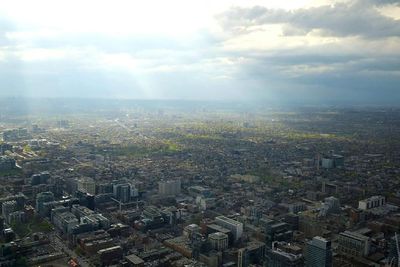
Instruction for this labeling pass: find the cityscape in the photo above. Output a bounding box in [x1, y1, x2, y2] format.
[1, 0, 400, 266]
[0, 100, 399, 266]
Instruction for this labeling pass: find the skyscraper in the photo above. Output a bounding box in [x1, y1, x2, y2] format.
[158, 179, 181, 196]
[35, 191, 55, 216]
[78, 177, 96, 195]
[305, 236, 332, 267]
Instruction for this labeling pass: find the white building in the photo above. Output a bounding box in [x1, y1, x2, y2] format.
[215, 216, 243, 241]
[358, 195, 385, 210]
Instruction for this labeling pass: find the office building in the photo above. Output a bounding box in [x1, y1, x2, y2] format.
[2, 201, 17, 224]
[208, 232, 229, 251]
[305, 236, 332, 267]
[0, 156, 16, 171]
[358, 195, 386, 210]
[98, 246, 123, 265]
[215, 216, 243, 241]
[158, 179, 181, 196]
[52, 211, 79, 234]
[265, 222, 293, 248]
[113, 183, 132, 203]
[324, 197, 340, 213]
[266, 246, 304, 267]
[238, 242, 266, 267]
[320, 154, 344, 169]
[338, 231, 370, 257]
[36, 192, 55, 216]
[78, 177, 96, 195]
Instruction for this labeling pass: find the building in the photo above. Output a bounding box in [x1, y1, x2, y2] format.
[97, 246, 123, 265]
[188, 186, 211, 198]
[338, 231, 370, 257]
[158, 180, 181, 196]
[266, 246, 304, 267]
[358, 195, 386, 210]
[206, 224, 233, 245]
[2, 201, 17, 224]
[113, 183, 137, 203]
[320, 154, 344, 169]
[305, 236, 332, 267]
[238, 242, 266, 267]
[215, 216, 243, 241]
[1, 128, 29, 142]
[8, 211, 26, 224]
[0, 143, 12, 155]
[388, 234, 400, 267]
[0, 156, 16, 171]
[52, 211, 79, 234]
[184, 224, 201, 240]
[97, 183, 113, 194]
[125, 254, 145, 267]
[196, 197, 216, 211]
[324, 197, 340, 213]
[208, 232, 229, 251]
[265, 221, 293, 248]
[31, 171, 50, 185]
[288, 202, 306, 213]
[78, 178, 96, 195]
[36, 192, 55, 216]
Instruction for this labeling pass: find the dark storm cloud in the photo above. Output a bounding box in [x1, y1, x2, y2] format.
[1, 1, 399, 105]
[231, 51, 400, 104]
[366, 0, 400, 5]
[218, 1, 400, 38]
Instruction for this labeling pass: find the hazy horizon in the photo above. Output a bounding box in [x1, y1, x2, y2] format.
[1, 0, 400, 104]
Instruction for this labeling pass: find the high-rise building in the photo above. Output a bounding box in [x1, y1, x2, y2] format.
[78, 177, 96, 195]
[31, 171, 50, 186]
[2, 201, 17, 224]
[158, 180, 181, 196]
[36, 191, 55, 216]
[324, 197, 340, 213]
[305, 236, 332, 267]
[215, 216, 243, 241]
[208, 232, 229, 251]
[113, 183, 136, 203]
[97, 183, 113, 194]
[237, 241, 266, 267]
[388, 234, 400, 267]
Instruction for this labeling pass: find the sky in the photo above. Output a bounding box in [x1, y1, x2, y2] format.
[0, 0, 400, 104]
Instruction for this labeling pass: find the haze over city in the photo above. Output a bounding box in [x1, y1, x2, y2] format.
[2, 1, 400, 267]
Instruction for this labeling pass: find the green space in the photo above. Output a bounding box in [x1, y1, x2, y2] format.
[96, 141, 182, 158]
[0, 168, 23, 177]
[10, 216, 53, 238]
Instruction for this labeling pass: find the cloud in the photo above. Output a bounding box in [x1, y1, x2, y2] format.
[0, 16, 16, 46]
[218, 0, 400, 38]
[0, 0, 399, 104]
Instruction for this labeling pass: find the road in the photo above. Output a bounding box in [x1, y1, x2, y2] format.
[49, 232, 90, 267]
